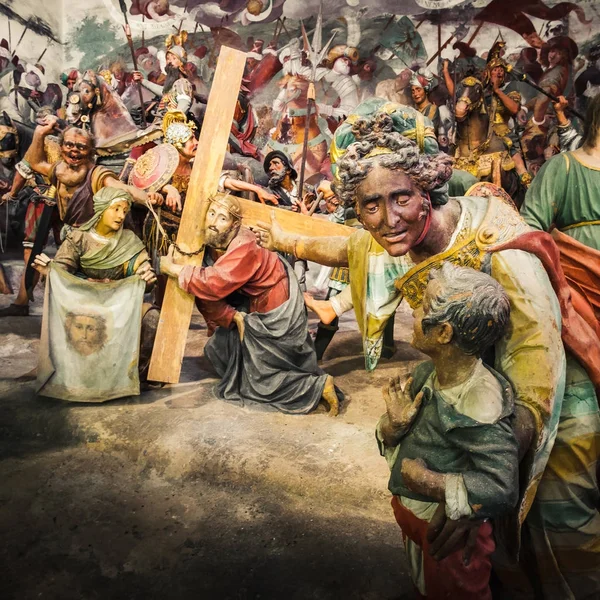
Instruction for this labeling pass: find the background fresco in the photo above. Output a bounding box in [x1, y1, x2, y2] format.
[1, 0, 598, 101]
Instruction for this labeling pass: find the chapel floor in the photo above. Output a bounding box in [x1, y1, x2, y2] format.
[0, 259, 421, 600]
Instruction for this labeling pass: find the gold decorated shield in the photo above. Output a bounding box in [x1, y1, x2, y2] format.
[128, 143, 180, 193]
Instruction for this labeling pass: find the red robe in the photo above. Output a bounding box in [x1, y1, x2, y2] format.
[178, 227, 289, 328]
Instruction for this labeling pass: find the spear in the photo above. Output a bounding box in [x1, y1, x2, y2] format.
[272, 18, 282, 44]
[8, 20, 11, 52]
[296, 2, 337, 201]
[11, 21, 29, 57]
[512, 68, 584, 120]
[278, 17, 290, 42]
[178, 0, 189, 34]
[467, 21, 484, 46]
[118, 0, 147, 127]
[426, 23, 468, 66]
[37, 47, 48, 63]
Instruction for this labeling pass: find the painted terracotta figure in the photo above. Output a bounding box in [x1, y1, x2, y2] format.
[159, 193, 341, 416]
[256, 108, 600, 598]
[379, 263, 518, 599]
[31, 187, 159, 395]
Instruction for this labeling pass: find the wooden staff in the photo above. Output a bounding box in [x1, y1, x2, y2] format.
[178, 0, 189, 34]
[427, 33, 456, 66]
[278, 17, 291, 41]
[118, 0, 147, 127]
[272, 18, 282, 44]
[513, 68, 585, 120]
[11, 22, 29, 57]
[467, 21, 484, 46]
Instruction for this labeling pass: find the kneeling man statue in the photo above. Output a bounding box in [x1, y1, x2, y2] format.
[159, 194, 341, 415]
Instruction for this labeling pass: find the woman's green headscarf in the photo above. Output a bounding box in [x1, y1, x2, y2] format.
[78, 187, 145, 271]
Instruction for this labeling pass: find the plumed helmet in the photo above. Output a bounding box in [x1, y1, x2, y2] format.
[326, 45, 359, 68]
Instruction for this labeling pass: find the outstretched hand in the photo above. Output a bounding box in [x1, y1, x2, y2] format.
[136, 262, 157, 286]
[553, 95, 569, 115]
[254, 209, 283, 252]
[1, 191, 14, 204]
[32, 252, 52, 277]
[36, 114, 59, 135]
[159, 244, 184, 279]
[163, 185, 182, 212]
[382, 375, 423, 430]
[256, 188, 279, 206]
[146, 191, 164, 207]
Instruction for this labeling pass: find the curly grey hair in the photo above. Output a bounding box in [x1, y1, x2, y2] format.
[422, 263, 511, 356]
[336, 113, 453, 209]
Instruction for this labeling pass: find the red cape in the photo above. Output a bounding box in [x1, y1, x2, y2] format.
[490, 231, 600, 394]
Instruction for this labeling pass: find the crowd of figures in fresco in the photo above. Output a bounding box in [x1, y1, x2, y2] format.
[1, 0, 600, 598]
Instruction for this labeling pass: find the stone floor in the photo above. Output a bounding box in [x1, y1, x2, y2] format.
[0, 257, 424, 600]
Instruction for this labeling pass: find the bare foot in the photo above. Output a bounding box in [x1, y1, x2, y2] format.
[321, 375, 339, 417]
[304, 293, 337, 325]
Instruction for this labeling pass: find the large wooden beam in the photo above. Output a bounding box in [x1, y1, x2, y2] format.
[148, 46, 247, 383]
[216, 193, 354, 238]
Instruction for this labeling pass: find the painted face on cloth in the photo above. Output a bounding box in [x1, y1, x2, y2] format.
[65, 313, 107, 356]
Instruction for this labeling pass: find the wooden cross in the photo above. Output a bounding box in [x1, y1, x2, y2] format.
[148, 46, 247, 383]
[148, 47, 354, 383]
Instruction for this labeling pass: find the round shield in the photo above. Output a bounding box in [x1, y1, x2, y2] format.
[465, 181, 518, 212]
[129, 143, 180, 193]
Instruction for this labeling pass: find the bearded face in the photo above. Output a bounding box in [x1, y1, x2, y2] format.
[204, 202, 240, 250]
[267, 156, 290, 188]
[268, 170, 288, 187]
[163, 64, 182, 93]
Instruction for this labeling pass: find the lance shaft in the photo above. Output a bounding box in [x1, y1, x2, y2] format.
[513, 69, 584, 121]
[297, 83, 315, 205]
[123, 24, 148, 128]
[12, 23, 29, 57]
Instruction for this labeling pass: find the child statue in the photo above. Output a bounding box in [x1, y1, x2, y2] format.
[378, 263, 519, 600]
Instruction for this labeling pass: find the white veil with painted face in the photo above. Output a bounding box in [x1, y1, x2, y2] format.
[37, 263, 145, 402]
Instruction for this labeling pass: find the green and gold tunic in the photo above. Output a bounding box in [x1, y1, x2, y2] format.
[521, 151, 600, 251]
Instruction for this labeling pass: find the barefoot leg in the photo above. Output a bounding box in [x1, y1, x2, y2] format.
[303, 293, 337, 325]
[321, 374, 339, 417]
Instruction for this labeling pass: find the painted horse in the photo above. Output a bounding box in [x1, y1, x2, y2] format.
[454, 77, 519, 198]
[264, 74, 332, 178]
